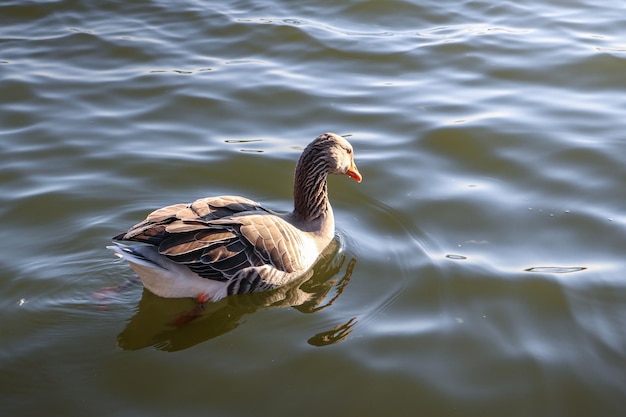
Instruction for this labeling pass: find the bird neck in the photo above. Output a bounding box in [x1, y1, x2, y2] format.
[292, 154, 330, 223]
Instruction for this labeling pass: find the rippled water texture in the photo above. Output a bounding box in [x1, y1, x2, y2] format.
[1, 0, 625, 415]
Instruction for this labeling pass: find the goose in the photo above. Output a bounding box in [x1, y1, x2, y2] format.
[108, 132, 362, 302]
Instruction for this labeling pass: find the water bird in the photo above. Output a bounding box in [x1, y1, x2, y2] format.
[108, 132, 362, 301]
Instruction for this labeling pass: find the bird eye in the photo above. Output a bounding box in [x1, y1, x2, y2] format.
[346, 148, 352, 154]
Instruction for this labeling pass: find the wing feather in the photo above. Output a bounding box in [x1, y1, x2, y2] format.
[116, 195, 305, 285]
[238, 215, 305, 273]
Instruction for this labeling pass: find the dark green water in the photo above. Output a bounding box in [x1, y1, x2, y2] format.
[1, 0, 625, 415]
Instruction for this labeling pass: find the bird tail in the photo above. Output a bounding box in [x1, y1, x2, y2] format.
[107, 242, 165, 270]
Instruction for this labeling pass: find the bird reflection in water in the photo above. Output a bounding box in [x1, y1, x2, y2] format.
[114, 238, 357, 351]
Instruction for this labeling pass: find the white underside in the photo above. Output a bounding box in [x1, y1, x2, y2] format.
[298, 232, 323, 271]
[107, 243, 228, 300]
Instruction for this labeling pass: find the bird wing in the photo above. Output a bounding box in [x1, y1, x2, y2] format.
[116, 196, 306, 282]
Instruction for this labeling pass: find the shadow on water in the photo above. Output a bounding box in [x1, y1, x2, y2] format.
[114, 238, 357, 351]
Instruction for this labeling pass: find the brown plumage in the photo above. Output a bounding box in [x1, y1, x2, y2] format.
[108, 132, 362, 300]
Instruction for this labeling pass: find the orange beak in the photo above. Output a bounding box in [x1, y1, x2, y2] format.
[346, 160, 362, 183]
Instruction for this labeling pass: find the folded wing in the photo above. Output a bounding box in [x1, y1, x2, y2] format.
[116, 196, 307, 284]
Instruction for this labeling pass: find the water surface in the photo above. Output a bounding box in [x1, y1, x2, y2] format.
[1, 0, 625, 416]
